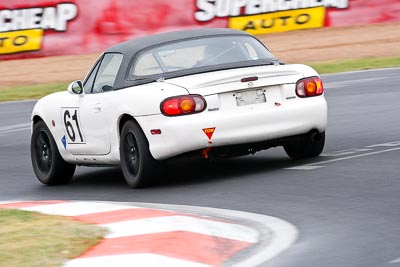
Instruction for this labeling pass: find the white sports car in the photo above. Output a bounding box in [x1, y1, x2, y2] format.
[31, 28, 327, 188]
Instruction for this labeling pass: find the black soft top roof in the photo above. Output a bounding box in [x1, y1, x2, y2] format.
[105, 28, 249, 55]
[100, 28, 274, 90]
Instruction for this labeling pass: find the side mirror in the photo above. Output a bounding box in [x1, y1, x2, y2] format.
[67, 80, 84, 95]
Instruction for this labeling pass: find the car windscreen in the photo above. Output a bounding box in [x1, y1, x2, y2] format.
[129, 35, 277, 79]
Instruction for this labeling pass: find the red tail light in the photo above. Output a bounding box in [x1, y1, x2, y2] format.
[296, 77, 324, 97]
[161, 95, 207, 116]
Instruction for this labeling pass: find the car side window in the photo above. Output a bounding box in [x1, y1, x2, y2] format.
[92, 53, 123, 94]
[83, 60, 101, 94]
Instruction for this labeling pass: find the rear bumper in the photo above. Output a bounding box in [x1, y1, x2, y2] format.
[137, 96, 328, 160]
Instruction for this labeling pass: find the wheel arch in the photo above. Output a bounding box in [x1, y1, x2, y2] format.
[118, 114, 146, 138]
[31, 114, 50, 134]
[32, 115, 43, 125]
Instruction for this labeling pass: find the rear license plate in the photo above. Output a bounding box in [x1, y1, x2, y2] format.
[235, 89, 266, 106]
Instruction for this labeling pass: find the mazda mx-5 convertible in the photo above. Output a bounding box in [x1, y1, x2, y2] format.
[31, 28, 327, 188]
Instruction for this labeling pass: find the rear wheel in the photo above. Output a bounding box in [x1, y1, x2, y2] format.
[31, 120, 75, 185]
[284, 132, 325, 160]
[120, 120, 162, 188]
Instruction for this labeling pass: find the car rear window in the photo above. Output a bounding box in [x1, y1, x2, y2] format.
[130, 35, 276, 78]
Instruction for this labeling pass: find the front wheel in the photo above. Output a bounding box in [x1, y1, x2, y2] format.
[284, 132, 325, 160]
[31, 120, 75, 185]
[120, 120, 163, 188]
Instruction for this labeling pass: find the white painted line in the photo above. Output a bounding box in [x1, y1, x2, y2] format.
[367, 141, 400, 148]
[390, 258, 400, 264]
[0, 99, 37, 105]
[287, 147, 400, 170]
[321, 148, 374, 157]
[0, 123, 30, 132]
[321, 151, 355, 157]
[355, 148, 375, 152]
[22, 202, 140, 216]
[286, 165, 324, 170]
[309, 147, 400, 165]
[103, 215, 258, 243]
[321, 67, 400, 77]
[0, 127, 31, 135]
[64, 253, 211, 267]
[324, 77, 384, 88]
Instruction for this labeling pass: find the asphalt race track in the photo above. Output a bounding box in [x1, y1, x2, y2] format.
[1, 68, 399, 267]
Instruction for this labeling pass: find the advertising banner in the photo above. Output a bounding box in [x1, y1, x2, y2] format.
[227, 6, 327, 35]
[0, 0, 399, 60]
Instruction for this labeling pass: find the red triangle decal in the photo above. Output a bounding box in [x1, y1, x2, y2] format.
[202, 127, 216, 140]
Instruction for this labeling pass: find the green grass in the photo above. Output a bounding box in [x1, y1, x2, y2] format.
[0, 56, 399, 102]
[0, 209, 106, 267]
[0, 82, 68, 102]
[309, 56, 400, 74]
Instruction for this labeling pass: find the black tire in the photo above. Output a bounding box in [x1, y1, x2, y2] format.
[31, 120, 76, 185]
[120, 120, 163, 188]
[284, 132, 325, 160]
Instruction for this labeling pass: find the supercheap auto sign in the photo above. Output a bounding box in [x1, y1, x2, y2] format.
[195, 0, 348, 34]
[0, 0, 399, 60]
[0, 3, 77, 55]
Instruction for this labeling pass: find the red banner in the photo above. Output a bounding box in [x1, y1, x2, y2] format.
[0, 0, 399, 60]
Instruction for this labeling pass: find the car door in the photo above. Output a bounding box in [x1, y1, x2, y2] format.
[61, 53, 123, 155]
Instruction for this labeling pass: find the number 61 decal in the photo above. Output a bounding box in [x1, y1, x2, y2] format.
[61, 108, 85, 144]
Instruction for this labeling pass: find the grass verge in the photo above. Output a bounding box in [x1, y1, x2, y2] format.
[0, 209, 106, 267]
[308, 56, 400, 74]
[0, 82, 68, 102]
[0, 56, 399, 102]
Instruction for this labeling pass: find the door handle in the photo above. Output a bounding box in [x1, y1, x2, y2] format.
[94, 103, 102, 113]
